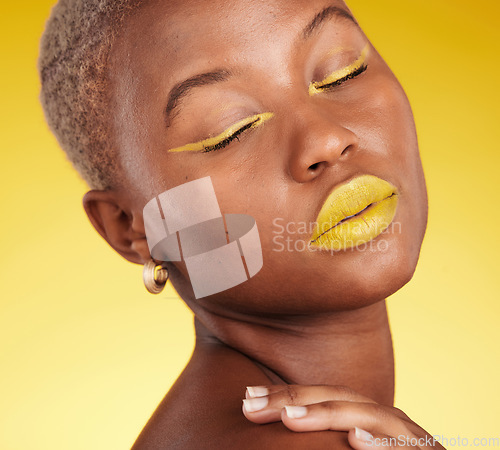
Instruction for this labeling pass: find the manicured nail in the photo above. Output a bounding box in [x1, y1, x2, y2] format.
[246, 386, 268, 398]
[243, 396, 268, 412]
[355, 427, 373, 443]
[284, 405, 308, 419]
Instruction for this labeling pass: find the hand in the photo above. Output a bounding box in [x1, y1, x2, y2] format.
[242, 385, 445, 449]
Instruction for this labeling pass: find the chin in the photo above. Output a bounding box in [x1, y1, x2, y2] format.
[343, 226, 426, 310]
[293, 222, 425, 313]
[343, 190, 428, 309]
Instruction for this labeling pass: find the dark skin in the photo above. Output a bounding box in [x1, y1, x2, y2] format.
[83, 0, 433, 447]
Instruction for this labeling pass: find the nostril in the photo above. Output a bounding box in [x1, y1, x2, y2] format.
[341, 144, 352, 156]
[308, 162, 320, 171]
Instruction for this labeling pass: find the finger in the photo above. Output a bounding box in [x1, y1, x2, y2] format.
[280, 401, 412, 438]
[243, 384, 377, 423]
[245, 386, 279, 399]
[348, 428, 417, 450]
[246, 384, 377, 403]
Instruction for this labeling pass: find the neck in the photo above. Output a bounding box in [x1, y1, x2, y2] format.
[193, 300, 394, 406]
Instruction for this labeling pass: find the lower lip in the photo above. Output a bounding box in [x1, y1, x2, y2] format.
[310, 177, 399, 251]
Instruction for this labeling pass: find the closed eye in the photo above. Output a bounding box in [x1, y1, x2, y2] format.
[168, 112, 274, 153]
[309, 43, 369, 95]
[201, 119, 259, 153]
[314, 63, 367, 91]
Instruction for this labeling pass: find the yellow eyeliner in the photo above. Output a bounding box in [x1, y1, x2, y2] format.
[309, 43, 370, 96]
[168, 112, 274, 153]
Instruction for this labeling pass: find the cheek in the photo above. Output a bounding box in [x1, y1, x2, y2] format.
[383, 86, 428, 252]
[361, 71, 426, 193]
[355, 71, 428, 255]
[362, 75, 417, 151]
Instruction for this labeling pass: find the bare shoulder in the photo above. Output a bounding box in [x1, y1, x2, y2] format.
[132, 342, 351, 449]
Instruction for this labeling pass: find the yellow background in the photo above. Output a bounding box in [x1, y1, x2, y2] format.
[1, 1, 499, 448]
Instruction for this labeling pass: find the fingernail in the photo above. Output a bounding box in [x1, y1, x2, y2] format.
[355, 427, 373, 443]
[284, 405, 308, 419]
[243, 396, 268, 412]
[246, 386, 268, 398]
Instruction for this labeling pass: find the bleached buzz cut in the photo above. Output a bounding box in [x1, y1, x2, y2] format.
[39, 0, 144, 190]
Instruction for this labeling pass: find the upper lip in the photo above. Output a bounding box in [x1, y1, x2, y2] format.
[310, 175, 399, 242]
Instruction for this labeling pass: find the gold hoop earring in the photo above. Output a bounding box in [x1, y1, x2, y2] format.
[143, 259, 169, 294]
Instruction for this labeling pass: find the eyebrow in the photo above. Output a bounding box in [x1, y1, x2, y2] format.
[302, 5, 358, 39]
[164, 6, 357, 126]
[164, 69, 230, 127]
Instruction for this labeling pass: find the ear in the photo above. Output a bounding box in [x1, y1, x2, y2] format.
[82, 190, 150, 265]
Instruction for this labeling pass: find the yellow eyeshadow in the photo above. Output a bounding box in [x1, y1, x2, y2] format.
[325, 46, 352, 58]
[308, 43, 370, 96]
[168, 112, 274, 153]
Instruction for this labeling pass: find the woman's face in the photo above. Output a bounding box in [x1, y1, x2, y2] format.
[110, 0, 428, 314]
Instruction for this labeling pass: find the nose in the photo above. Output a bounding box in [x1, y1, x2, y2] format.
[286, 103, 359, 183]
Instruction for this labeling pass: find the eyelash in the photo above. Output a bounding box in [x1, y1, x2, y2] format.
[315, 63, 368, 92]
[197, 59, 368, 153]
[201, 119, 258, 153]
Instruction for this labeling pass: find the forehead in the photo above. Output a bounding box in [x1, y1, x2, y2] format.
[114, 0, 355, 79]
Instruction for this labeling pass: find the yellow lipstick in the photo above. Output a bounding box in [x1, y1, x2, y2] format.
[310, 175, 398, 251]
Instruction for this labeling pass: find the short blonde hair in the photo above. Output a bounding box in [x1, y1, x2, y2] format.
[39, 0, 144, 189]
